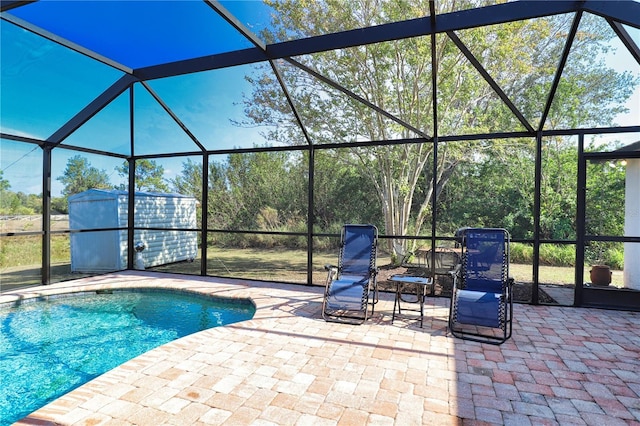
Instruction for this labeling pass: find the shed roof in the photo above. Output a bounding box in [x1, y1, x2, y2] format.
[68, 189, 195, 201]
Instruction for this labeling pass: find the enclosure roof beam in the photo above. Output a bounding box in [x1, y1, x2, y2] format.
[538, 11, 582, 133]
[54, 144, 130, 159]
[266, 1, 583, 59]
[204, 0, 266, 51]
[0, 0, 35, 13]
[446, 31, 535, 134]
[269, 61, 315, 146]
[47, 74, 139, 145]
[140, 82, 207, 152]
[205, 1, 316, 146]
[285, 58, 431, 140]
[608, 19, 640, 65]
[582, 0, 640, 28]
[135, 1, 583, 81]
[134, 48, 268, 81]
[0, 132, 46, 150]
[0, 12, 133, 74]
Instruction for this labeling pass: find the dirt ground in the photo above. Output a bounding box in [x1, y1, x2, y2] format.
[0, 215, 69, 233]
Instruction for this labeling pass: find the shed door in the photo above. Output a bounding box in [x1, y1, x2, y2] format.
[70, 197, 122, 272]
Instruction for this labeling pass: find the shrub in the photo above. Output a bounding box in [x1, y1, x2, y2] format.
[511, 243, 626, 269]
[510, 242, 533, 263]
[606, 248, 624, 270]
[510, 243, 576, 267]
[585, 242, 624, 269]
[539, 244, 575, 266]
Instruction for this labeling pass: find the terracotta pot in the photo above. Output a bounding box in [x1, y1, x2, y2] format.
[590, 265, 612, 286]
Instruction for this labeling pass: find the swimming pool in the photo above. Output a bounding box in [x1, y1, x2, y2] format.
[0, 289, 255, 425]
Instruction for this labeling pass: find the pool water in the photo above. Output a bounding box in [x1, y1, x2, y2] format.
[0, 290, 255, 425]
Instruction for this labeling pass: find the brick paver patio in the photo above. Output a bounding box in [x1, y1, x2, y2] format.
[3, 271, 639, 425]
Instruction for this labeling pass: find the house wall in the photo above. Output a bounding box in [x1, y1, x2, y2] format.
[624, 159, 640, 290]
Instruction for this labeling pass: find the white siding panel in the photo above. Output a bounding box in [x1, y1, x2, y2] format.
[69, 189, 197, 272]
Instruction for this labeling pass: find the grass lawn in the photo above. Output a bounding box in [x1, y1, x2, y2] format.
[1, 246, 625, 293]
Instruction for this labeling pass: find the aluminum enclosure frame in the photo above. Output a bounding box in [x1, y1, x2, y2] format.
[1, 1, 640, 309]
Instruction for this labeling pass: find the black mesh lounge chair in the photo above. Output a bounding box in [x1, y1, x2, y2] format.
[323, 224, 378, 324]
[448, 228, 513, 345]
[423, 247, 460, 277]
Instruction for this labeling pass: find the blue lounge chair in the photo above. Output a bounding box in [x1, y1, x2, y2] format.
[448, 228, 513, 344]
[323, 224, 378, 324]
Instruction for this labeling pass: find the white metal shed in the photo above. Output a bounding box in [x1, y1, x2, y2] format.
[69, 189, 198, 272]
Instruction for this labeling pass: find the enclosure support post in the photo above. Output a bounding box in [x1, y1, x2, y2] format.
[201, 153, 209, 276]
[430, 26, 438, 270]
[127, 85, 135, 270]
[307, 146, 315, 286]
[127, 158, 135, 270]
[532, 132, 543, 305]
[42, 145, 52, 285]
[575, 134, 586, 306]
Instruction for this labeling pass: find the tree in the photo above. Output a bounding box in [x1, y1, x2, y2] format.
[538, 139, 579, 240]
[0, 170, 10, 192]
[172, 151, 381, 241]
[241, 0, 636, 257]
[437, 139, 537, 239]
[313, 150, 381, 231]
[213, 151, 307, 231]
[116, 159, 169, 192]
[172, 159, 203, 201]
[51, 196, 68, 214]
[57, 155, 111, 197]
[0, 170, 15, 214]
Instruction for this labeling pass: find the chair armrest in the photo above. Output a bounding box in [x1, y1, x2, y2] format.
[449, 263, 462, 291]
[324, 264, 338, 287]
[325, 264, 338, 280]
[506, 276, 515, 295]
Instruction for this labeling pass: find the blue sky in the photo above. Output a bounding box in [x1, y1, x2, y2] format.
[594, 26, 640, 148]
[1, 3, 639, 196]
[5, 0, 260, 69]
[0, 62, 276, 195]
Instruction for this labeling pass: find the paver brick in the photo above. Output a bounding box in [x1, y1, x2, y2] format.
[474, 406, 503, 424]
[11, 273, 640, 426]
[511, 401, 555, 419]
[502, 412, 533, 425]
